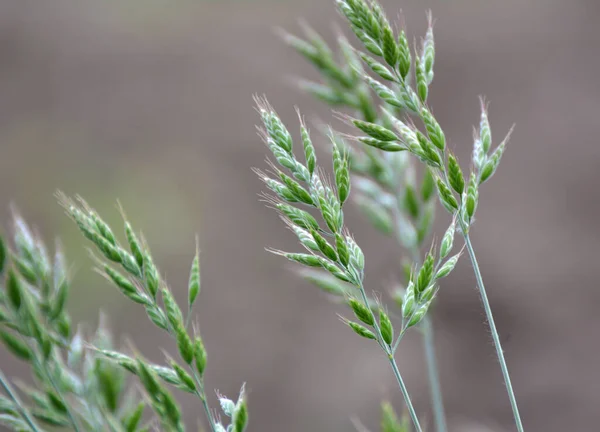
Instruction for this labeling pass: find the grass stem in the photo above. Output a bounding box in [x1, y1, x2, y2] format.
[459, 222, 524, 432]
[357, 282, 423, 432]
[421, 316, 447, 432]
[387, 355, 423, 432]
[407, 248, 447, 432]
[33, 355, 83, 432]
[191, 369, 218, 432]
[0, 370, 41, 432]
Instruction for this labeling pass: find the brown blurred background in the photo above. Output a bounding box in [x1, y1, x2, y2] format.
[1, 0, 600, 431]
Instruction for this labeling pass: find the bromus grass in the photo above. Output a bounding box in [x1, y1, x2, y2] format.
[256, 0, 523, 430]
[282, 12, 448, 432]
[0, 199, 248, 432]
[0, 0, 524, 431]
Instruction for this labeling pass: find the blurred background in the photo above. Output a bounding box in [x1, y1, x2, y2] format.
[1, 0, 600, 430]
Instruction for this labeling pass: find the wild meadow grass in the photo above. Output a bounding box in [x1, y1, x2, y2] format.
[0, 0, 523, 431]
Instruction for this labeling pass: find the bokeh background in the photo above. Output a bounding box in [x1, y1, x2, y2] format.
[1, 0, 600, 431]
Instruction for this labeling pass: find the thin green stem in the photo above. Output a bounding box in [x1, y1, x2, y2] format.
[33, 355, 83, 432]
[0, 370, 42, 432]
[190, 369, 218, 432]
[406, 246, 447, 432]
[199, 392, 216, 432]
[421, 316, 447, 432]
[387, 355, 423, 432]
[357, 282, 423, 432]
[391, 328, 404, 354]
[459, 222, 524, 432]
[394, 189, 447, 432]
[391, 314, 413, 354]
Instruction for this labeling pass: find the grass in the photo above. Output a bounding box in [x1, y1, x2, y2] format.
[257, 0, 521, 430]
[0, 200, 247, 432]
[282, 15, 448, 432]
[0, 0, 523, 431]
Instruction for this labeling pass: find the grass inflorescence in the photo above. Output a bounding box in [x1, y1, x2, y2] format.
[259, 0, 522, 430]
[0, 197, 248, 432]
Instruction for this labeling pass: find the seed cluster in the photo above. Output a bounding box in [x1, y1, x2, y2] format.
[263, 0, 519, 431]
[0, 199, 248, 432]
